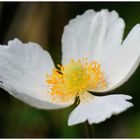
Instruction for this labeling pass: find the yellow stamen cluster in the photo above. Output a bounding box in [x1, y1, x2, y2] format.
[46, 59, 107, 103]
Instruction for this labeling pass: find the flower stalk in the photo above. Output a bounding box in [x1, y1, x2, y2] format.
[85, 121, 95, 138]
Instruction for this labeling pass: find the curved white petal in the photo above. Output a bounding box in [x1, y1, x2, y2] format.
[62, 9, 125, 65]
[68, 94, 133, 126]
[102, 24, 140, 92]
[0, 38, 73, 109]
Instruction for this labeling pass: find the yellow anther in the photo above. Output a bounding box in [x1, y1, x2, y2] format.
[46, 58, 107, 103]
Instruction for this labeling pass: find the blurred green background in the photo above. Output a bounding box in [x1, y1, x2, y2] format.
[0, 2, 140, 138]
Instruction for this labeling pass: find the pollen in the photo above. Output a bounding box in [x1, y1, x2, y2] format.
[46, 58, 107, 103]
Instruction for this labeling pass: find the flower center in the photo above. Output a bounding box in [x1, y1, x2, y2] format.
[46, 59, 107, 103]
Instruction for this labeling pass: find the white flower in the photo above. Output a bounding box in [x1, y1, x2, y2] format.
[0, 9, 139, 126]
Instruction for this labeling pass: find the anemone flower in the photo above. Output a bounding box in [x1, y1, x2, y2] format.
[0, 9, 139, 126]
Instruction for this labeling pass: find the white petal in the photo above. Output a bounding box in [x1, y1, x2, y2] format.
[68, 94, 133, 126]
[102, 24, 140, 92]
[62, 9, 125, 65]
[0, 38, 73, 109]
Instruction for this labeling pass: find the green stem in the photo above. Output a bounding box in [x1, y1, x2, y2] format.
[85, 121, 95, 138]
